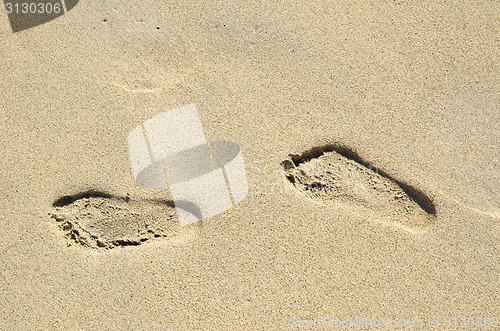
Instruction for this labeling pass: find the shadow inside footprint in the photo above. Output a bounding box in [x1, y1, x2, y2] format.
[50, 191, 199, 249]
[53, 191, 118, 207]
[282, 145, 436, 231]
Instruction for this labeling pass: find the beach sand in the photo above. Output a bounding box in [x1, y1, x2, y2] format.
[0, 0, 498, 329]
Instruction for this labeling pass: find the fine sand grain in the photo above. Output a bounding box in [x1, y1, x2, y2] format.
[282, 146, 436, 232]
[0, 0, 498, 329]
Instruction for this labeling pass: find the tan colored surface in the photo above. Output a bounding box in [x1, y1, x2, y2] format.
[0, 0, 498, 329]
[283, 150, 436, 232]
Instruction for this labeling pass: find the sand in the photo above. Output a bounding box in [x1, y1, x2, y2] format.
[0, 0, 499, 329]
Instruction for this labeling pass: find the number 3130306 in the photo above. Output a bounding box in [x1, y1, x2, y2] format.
[5, 2, 62, 14]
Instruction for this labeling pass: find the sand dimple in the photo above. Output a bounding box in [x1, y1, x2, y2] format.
[282, 146, 436, 232]
[50, 191, 197, 249]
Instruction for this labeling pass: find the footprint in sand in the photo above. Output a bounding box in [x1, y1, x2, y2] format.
[49, 191, 200, 249]
[282, 146, 436, 232]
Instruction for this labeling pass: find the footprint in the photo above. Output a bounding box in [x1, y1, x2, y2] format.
[49, 191, 199, 249]
[282, 145, 436, 232]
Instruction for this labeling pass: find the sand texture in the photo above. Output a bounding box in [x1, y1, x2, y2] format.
[0, 0, 499, 329]
[282, 146, 436, 232]
[50, 191, 198, 249]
